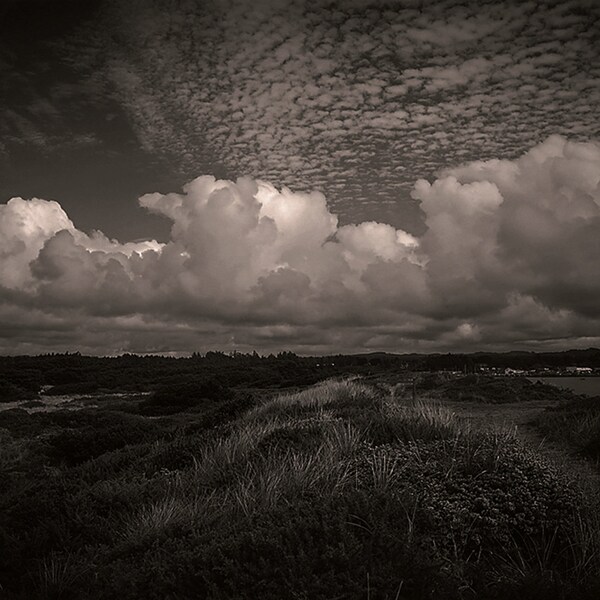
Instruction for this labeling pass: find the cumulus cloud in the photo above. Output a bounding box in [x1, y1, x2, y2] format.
[133, 176, 421, 322]
[1, 136, 599, 353]
[0, 198, 161, 292]
[431, 136, 600, 318]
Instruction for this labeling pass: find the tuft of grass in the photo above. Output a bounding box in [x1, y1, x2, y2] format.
[361, 396, 465, 445]
[324, 421, 362, 457]
[367, 449, 401, 492]
[188, 420, 281, 487]
[35, 551, 90, 599]
[563, 501, 600, 585]
[120, 495, 192, 541]
[244, 379, 379, 422]
[536, 396, 600, 460]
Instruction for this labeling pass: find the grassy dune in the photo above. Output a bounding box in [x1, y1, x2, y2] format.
[1, 380, 600, 599]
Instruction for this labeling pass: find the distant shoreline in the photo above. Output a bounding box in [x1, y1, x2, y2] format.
[528, 376, 600, 397]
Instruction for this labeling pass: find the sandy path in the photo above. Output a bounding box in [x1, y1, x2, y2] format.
[383, 380, 600, 490]
[441, 397, 600, 489]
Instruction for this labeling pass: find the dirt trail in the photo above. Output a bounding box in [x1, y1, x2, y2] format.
[384, 380, 600, 489]
[441, 397, 600, 489]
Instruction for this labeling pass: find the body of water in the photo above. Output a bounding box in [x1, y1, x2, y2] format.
[528, 377, 600, 397]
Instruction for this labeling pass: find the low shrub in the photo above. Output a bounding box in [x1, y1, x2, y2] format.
[46, 411, 165, 466]
[44, 381, 100, 396]
[139, 377, 234, 415]
[0, 381, 39, 402]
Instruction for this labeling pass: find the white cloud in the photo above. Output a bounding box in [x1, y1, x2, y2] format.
[1, 136, 599, 353]
[0, 197, 74, 289]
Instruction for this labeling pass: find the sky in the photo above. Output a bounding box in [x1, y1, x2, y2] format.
[0, 0, 599, 356]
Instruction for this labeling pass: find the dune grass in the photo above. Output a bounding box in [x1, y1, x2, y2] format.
[2, 379, 600, 599]
[535, 395, 600, 461]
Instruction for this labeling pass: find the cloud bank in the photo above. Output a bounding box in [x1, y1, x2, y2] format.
[1, 136, 599, 354]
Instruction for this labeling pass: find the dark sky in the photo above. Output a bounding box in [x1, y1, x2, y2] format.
[0, 0, 179, 241]
[0, 0, 599, 355]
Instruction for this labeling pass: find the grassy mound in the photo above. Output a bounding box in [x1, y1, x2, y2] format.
[1, 380, 599, 599]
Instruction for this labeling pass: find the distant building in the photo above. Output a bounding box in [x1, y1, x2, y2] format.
[565, 366, 593, 374]
[504, 368, 525, 376]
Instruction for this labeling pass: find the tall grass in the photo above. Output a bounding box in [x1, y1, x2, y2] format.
[8, 377, 600, 599]
[35, 551, 91, 599]
[0, 429, 31, 473]
[355, 394, 466, 446]
[536, 396, 600, 459]
[116, 384, 371, 543]
[244, 379, 379, 422]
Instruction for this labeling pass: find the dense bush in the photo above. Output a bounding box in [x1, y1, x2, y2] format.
[0, 408, 32, 432]
[44, 381, 103, 396]
[44, 410, 166, 466]
[139, 377, 234, 415]
[0, 380, 39, 402]
[183, 392, 257, 430]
